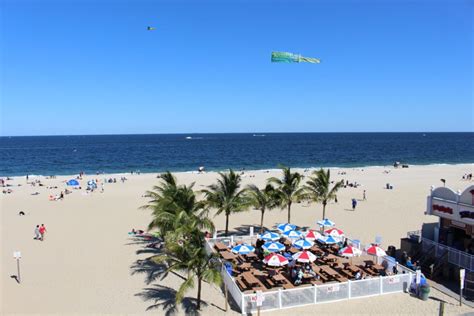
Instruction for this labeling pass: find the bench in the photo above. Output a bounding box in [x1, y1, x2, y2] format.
[235, 277, 250, 291]
[283, 282, 295, 289]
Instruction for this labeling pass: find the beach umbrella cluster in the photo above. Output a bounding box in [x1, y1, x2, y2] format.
[318, 235, 340, 245]
[324, 228, 344, 238]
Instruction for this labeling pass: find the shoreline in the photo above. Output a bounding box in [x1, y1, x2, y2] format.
[3, 162, 474, 179]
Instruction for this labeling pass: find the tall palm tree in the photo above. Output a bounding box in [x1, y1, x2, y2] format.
[202, 169, 249, 236]
[268, 166, 304, 223]
[246, 184, 280, 233]
[152, 217, 222, 310]
[141, 171, 214, 236]
[304, 168, 344, 220]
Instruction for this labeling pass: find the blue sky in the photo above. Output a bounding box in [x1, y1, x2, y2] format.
[1, 0, 472, 136]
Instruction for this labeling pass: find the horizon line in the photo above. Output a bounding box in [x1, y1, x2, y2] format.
[1, 131, 474, 137]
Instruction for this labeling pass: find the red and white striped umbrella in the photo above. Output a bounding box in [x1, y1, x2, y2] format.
[324, 228, 344, 238]
[365, 245, 387, 257]
[292, 250, 317, 263]
[339, 246, 362, 257]
[304, 230, 322, 241]
[263, 253, 289, 266]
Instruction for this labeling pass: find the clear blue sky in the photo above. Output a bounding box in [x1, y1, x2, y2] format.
[1, 0, 473, 136]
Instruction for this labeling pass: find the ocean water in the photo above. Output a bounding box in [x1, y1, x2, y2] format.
[0, 133, 473, 176]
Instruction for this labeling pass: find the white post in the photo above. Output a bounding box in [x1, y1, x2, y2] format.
[241, 293, 245, 315]
[348, 280, 351, 299]
[213, 231, 217, 239]
[314, 284, 317, 303]
[231, 235, 234, 245]
[379, 276, 383, 294]
[278, 289, 283, 308]
[250, 226, 254, 237]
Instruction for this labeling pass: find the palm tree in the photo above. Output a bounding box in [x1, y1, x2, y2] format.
[246, 184, 280, 233]
[268, 166, 304, 223]
[304, 168, 344, 220]
[141, 171, 214, 236]
[202, 169, 249, 236]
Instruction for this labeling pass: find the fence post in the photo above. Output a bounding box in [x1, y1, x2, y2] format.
[314, 284, 317, 303]
[241, 293, 245, 315]
[278, 288, 283, 308]
[250, 226, 254, 237]
[348, 280, 351, 299]
[379, 276, 383, 294]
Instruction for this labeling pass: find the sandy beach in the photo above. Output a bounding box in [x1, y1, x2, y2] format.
[2, 164, 474, 315]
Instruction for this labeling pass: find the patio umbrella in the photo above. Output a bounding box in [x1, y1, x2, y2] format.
[324, 228, 345, 238]
[292, 250, 317, 263]
[282, 230, 301, 240]
[231, 244, 255, 255]
[339, 246, 362, 257]
[259, 231, 280, 241]
[293, 238, 315, 250]
[66, 179, 79, 186]
[263, 253, 289, 266]
[304, 230, 322, 241]
[262, 241, 286, 252]
[317, 218, 335, 228]
[317, 235, 340, 245]
[365, 245, 387, 257]
[277, 223, 296, 233]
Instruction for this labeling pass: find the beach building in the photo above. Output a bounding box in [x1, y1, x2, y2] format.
[403, 184, 474, 300]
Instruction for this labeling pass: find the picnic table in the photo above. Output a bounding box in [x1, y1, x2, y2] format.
[289, 247, 300, 254]
[242, 272, 260, 286]
[245, 252, 258, 260]
[372, 264, 385, 271]
[214, 242, 228, 251]
[346, 265, 360, 273]
[220, 251, 237, 261]
[320, 265, 339, 277]
[325, 254, 339, 262]
[239, 262, 251, 271]
[272, 273, 288, 283]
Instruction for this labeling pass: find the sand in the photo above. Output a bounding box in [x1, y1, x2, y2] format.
[1, 164, 474, 315]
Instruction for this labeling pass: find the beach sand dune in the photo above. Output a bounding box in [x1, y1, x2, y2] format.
[1, 164, 473, 315]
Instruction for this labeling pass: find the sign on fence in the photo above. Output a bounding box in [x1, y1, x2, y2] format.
[327, 284, 340, 293]
[460, 269, 466, 289]
[250, 290, 265, 307]
[388, 276, 400, 284]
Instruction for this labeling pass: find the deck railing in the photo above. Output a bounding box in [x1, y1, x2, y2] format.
[206, 235, 413, 314]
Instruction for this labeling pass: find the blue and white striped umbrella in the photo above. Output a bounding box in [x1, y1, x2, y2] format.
[293, 238, 315, 250]
[262, 241, 286, 252]
[259, 231, 280, 241]
[277, 223, 296, 233]
[317, 218, 336, 227]
[231, 244, 255, 255]
[282, 230, 302, 240]
[317, 235, 340, 245]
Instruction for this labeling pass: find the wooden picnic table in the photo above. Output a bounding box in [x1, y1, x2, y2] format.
[214, 242, 228, 251]
[242, 272, 260, 286]
[372, 264, 385, 271]
[272, 273, 287, 283]
[346, 265, 360, 273]
[289, 247, 300, 254]
[245, 252, 258, 260]
[239, 262, 251, 270]
[325, 254, 339, 262]
[220, 251, 236, 261]
[310, 246, 325, 255]
[320, 265, 339, 276]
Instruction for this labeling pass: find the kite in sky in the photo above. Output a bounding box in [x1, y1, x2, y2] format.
[147, 26, 156, 31]
[271, 51, 321, 64]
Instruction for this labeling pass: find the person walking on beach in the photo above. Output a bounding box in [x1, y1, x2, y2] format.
[34, 225, 40, 240]
[352, 198, 357, 211]
[363, 190, 366, 201]
[39, 224, 47, 241]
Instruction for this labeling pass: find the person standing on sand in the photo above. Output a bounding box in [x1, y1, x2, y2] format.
[34, 225, 40, 240]
[363, 190, 366, 201]
[39, 224, 47, 241]
[352, 198, 357, 211]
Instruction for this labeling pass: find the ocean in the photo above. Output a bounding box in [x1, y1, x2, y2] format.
[0, 133, 473, 176]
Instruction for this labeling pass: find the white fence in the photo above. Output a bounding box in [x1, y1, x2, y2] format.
[207, 236, 412, 314]
[409, 233, 474, 271]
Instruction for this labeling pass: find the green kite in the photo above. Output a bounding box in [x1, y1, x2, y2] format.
[271, 51, 321, 64]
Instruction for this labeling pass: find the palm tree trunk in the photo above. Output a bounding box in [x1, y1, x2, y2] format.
[197, 276, 202, 310]
[287, 202, 291, 223]
[260, 209, 265, 233]
[225, 213, 229, 236]
[322, 202, 327, 220]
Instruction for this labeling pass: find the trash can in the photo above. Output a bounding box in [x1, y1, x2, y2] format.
[419, 284, 430, 301]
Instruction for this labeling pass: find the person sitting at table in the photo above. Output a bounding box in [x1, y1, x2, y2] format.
[405, 257, 415, 270]
[355, 271, 362, 280]
[295, 268, 304, 285]
[304, 263, 316, 276]
[291, 267, 297, 281]
[392, 265, 399, 275]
